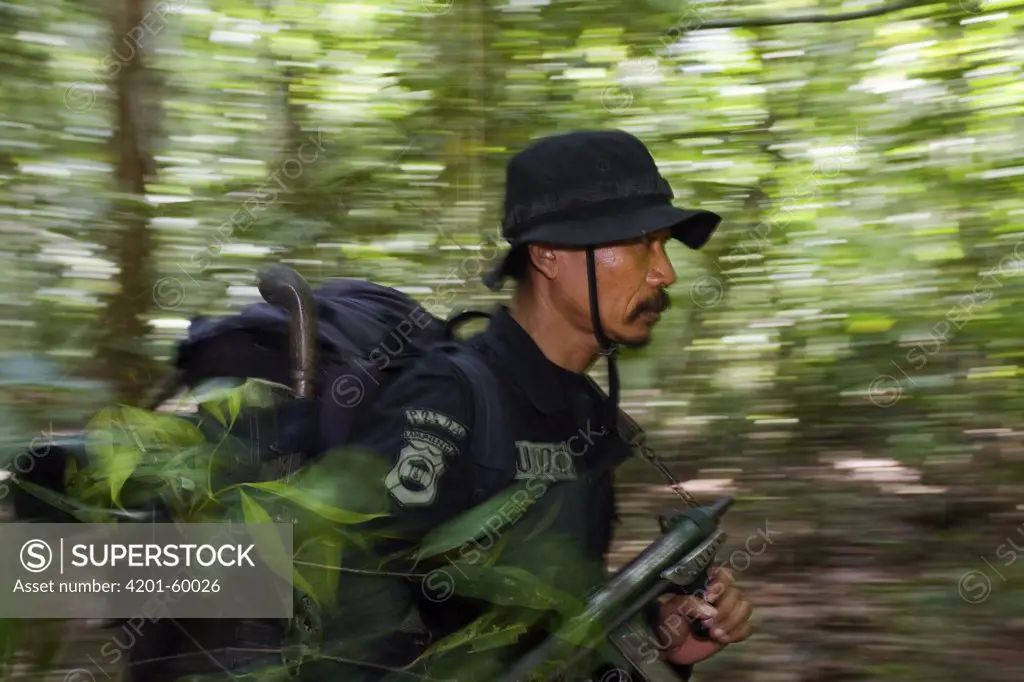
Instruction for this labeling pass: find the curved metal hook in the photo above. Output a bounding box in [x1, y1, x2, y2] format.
[257, 265, 317, 399]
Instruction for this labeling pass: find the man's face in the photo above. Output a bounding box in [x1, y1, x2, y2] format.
[552, 228, 678, 349]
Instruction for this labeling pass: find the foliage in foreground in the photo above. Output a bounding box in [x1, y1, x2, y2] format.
[2, 379, 625, 681]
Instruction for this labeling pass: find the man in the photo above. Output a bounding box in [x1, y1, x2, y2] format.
[317, 129, 753, 681]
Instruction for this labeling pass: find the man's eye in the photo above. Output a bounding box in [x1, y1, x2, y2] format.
[641, 234, 663, 249]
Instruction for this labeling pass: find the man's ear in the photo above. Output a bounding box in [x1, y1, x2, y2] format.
[528, 243, 558, 281]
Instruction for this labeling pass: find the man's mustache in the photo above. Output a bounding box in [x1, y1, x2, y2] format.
[628, 290, 671, 321]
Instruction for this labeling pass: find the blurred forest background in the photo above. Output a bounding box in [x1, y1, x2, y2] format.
[2, 0, 1024, 680]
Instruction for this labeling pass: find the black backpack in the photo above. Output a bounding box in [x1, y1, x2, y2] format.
[172, 278, 512, 483]
[10, 275, 515, 681]
[157, 277, 514, 681]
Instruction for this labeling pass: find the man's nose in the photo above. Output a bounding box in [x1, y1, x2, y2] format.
[650, 248, 677, 287]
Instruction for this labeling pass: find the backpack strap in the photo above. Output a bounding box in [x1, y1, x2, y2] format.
[441, 343, 515, 506]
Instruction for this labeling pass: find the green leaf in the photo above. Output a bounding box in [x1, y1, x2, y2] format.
[82, 409, 141, 507]
[74, 477, 118, 505]
[416, 481, 549, 560]
[202, 401, 228, 428]
[14, 480, 121, 523]
[235, 480, 388, 525]
[79, 405, 208, 507]
[292, 533, 344, 611]
[522, 496, 563, 543]
[192, 378, 284, 428]
[444, 563, 582, 614]
[468, 621, 529, 653]
[238, 490, 319, 604]
[481, 533, 509, 569]
[415, 609, 545, 669]
[552, 607, 611, 652]
[415, 611, 503, 661]
[226, 387, 244, 428]
[292, 566, 321, 608]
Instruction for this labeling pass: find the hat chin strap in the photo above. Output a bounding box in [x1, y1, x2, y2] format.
[585, 247, 621, 425]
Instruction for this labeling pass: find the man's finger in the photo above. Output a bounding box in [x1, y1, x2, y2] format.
[709, 566, 734, 587]
[714, 617, 752, 645]
[708, 585, 741, 621]
[703, 566, 733, 603]
[711, 599, 752, 643]
[668, 594, 717, 623]
[701, 579, 728, 604]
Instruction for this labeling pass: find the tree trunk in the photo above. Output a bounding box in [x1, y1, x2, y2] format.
[94, 0, 158, 405]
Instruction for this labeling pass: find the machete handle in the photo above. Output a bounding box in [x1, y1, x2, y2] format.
[257, 265, 317, 399]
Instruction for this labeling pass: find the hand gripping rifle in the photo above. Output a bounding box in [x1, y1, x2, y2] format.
[497, 408, 732, 682]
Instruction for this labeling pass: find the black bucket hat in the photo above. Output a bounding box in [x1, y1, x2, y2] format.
[483, 129, 722, 290]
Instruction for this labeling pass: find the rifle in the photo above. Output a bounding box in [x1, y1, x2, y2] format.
[496, 406, 733, 682]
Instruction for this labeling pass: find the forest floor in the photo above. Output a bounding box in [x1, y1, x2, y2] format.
[5, 454, 1024, 682]
[609, 453, 1024, 682]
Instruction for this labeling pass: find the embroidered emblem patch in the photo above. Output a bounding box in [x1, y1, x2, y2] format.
[386, 429, 457, 506]
[513, 441, 578, 481]
[404, 409, 468, 441]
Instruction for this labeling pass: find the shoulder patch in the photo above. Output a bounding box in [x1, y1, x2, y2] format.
[404, 408, 468, 441]
[385, 429, 458, 507]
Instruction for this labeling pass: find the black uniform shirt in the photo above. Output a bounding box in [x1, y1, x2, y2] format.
[328, 306, 691, 681]
[348, 305, 627, 555]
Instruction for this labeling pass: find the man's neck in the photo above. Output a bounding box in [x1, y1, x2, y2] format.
[508, 295, 598, 374]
